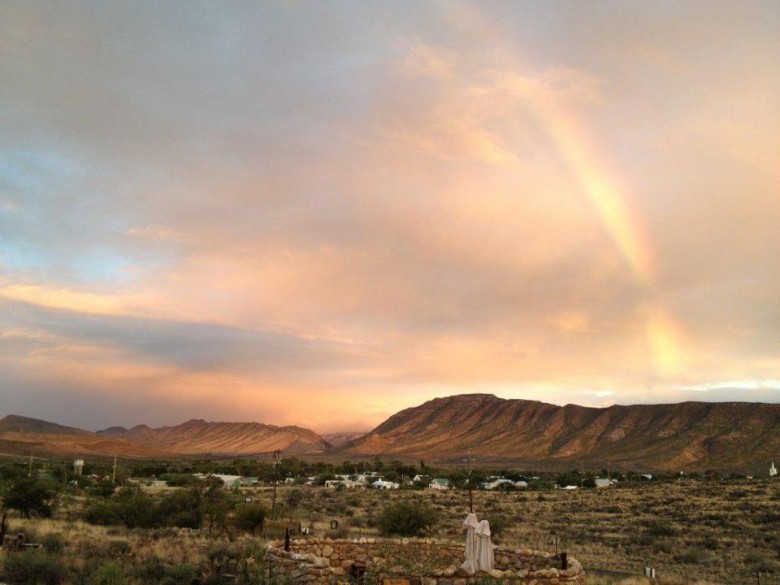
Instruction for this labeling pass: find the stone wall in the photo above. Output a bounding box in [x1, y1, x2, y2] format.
[266, 538, 584, 585]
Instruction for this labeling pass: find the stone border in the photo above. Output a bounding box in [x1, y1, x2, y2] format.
[266, 538, 584, 584]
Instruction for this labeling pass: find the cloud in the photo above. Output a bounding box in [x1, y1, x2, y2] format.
[0, 2, 778, 431]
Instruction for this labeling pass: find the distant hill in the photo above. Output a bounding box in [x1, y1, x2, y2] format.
[0, 415, 174, 459]
[98, 419, 330, 456]
[321, 431, 366, 448]
[0, 414, 90, 436]
[341, 394, 780, 471]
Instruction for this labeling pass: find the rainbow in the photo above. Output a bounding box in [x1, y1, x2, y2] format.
[512, 75, 684, 376]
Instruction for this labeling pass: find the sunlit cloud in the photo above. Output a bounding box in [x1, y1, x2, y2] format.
[0, 1, 778, 431]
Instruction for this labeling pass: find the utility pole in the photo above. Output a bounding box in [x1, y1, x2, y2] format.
[271, 450, 283, 517]
[28, 453, 33, 478]
[112, 455, 118, 484]
[464, 453, 475, 513]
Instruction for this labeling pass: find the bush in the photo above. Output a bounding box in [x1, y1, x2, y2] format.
[157, 488, 203, 529]
[234, 503, 266, 535]
[377, 502, 438, 536]
[162, 563, 197, 585]
[91, 563, 127, 585]
[643, 519, 679, 537]
[113, 488, 159, 529]
[40, 532, 66, 554]
[1, 549, 66, 585]
[132, 557, 166, 585]
[83, 500, 120, 526]
[485, 515, 508, 542]
[83, 488, 160, 529]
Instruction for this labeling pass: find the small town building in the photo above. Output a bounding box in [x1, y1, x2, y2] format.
[428, 477, 451, 490]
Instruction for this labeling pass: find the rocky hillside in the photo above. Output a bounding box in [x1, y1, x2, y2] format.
[341, 394, 780, 471]
[98, 419, 330, 455]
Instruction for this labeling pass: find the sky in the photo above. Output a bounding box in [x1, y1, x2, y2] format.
[1, 2, 779, 433]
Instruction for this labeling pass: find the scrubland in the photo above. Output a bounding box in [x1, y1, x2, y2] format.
[1, 478, 778, 584]
[256, 480, 780, 584]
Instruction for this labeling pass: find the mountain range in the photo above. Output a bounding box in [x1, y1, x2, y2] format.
[96, 419, 329, 455]
[342, 394, 780, 471]
[2, 394, 779, 471]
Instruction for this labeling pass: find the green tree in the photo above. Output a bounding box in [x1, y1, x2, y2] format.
[89, 479, 117, 498]
[158, 485, 204, 528]
[113, 487, 159, 529]
[2, 477, 57, 518]
[202, 481, 235, 535]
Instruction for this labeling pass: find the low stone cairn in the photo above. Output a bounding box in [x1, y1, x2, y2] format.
[266, 537, 584, 585]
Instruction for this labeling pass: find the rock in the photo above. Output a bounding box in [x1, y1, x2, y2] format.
[332, 567, 346, 576]
[443, 565, 457, 577]
[322, 545, 334, 557]
[489, 569, 503, 578]
[499, 555, 510, 565]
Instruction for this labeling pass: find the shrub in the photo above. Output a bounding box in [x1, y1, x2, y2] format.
[83, 500, 120, 526]
[39, 532, 66, 554]
[91, 563, 127, 585]
[643, 519, 679, 537]
[377, 502, 438, 536]
[132, 557, 166, 585]
[1, 549, 66, 585]
[485, 515, 508, 542]
[157, 488, 203, 529]
[234, 503, 266, 535]
[113, 488, 159, 529]
[161, 563, 197, 585]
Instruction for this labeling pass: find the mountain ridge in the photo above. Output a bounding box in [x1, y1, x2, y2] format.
[341, 394, 780, 471]
[97, 418, 330, 455]
[3, 394, 779, 469]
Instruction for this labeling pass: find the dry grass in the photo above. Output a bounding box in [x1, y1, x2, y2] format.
[2, 479, 778, 584]
[245, 479, 780, 584]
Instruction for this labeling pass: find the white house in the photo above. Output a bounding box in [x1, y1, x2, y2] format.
[372, 479, 399, 490]
[195, 473, 243, 488]
[515, 480, 528, 488]
[480, 477, 515, 490]
[594, 478, 613, 488]
[428, 477, 451, 490]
